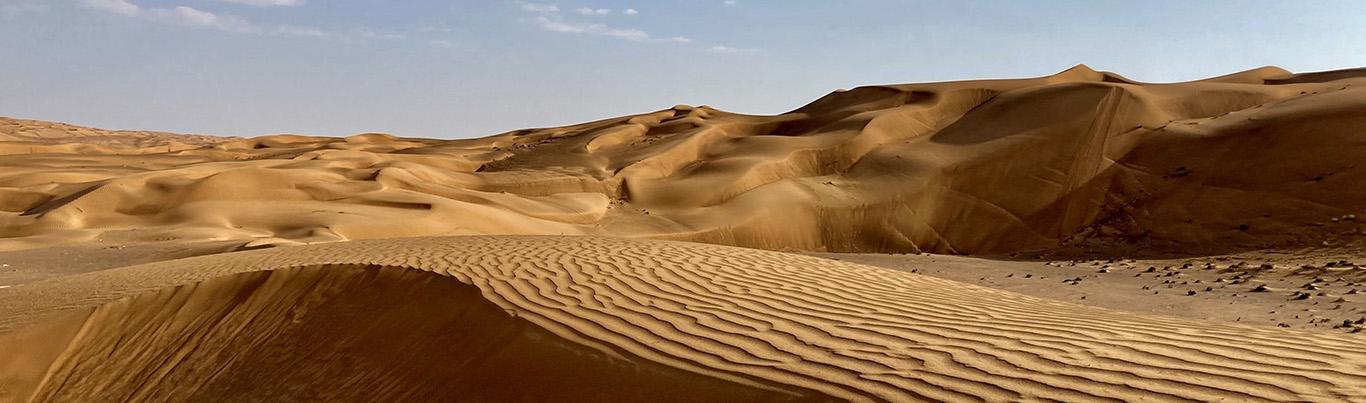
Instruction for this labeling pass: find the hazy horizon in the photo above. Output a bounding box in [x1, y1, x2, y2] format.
[4, 0, 1365, 138]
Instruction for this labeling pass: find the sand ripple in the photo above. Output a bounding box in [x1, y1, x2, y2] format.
[1, 236, 1362, 402]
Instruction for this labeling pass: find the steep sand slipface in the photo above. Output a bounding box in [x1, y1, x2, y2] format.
[1, 237, 1363, 402]
[3, 66, 1366, 254]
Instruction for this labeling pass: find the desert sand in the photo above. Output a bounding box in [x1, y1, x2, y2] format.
[2, 66, 1366, 401]
[3, 65, 1365, 255]
[3, 237, 1365, 402]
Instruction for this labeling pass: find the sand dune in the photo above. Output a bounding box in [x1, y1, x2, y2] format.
[0, 118, 234, 155]
[3, 65, 1365, 254]
[1, 236, 1363, 402]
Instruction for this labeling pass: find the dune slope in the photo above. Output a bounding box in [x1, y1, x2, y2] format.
[3, 66, 1366, 254]
[1, 236, 1363, 402]
[0, 264, 804, 402]
[2, 67, 1366, 254]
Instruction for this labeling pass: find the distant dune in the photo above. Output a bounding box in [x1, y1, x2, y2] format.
[3, 236, 1363, 401]
[0, 118, 235, 155]
[3, 65, 1366, 255]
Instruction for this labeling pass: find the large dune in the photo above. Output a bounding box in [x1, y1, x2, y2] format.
[3, 65, 1365, 254]
[1, 236, 1363, 402]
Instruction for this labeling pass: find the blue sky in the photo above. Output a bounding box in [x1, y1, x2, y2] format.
[2, 0, 1364, 138]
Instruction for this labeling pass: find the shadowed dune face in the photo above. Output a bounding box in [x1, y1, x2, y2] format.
[0, 264, 823, 402]
[2, 66, 1366, 254]
[1, 236, 1363, 402]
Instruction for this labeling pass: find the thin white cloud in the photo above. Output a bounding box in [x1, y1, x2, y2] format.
[520, 3, 559, 13]
[575, 7, 611, 15]
[532, 16, 583, 33]
[532, 16, 687, 43]
[428, 39, 456, 48]
[601, 27, 647, 41]
[82, 0, 139, 16]
[708, 45, 757, 53]
[150, 6, 259, 33]
[275, 25, 327, 37]
[80, 0, 342, 37]
[523, 5, 689, 44]
[723, 0, 737, 5]
[623, 8, 638, 15]
[359, 29, 405, 40]
[214, 0, 306, 6]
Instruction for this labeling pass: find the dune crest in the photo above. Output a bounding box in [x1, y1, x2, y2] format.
[1, 236, 1362, 402]
[2, 66, 1366, 254]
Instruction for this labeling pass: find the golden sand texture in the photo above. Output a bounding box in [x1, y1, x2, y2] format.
[0, 118, 234, 155]
[2, 236, 1362, 402]
[4, 66, 1366, 254]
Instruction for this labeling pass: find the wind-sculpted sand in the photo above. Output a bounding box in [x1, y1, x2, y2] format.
[2, 236, 1363, 402]
[3, 65, 1366, 255]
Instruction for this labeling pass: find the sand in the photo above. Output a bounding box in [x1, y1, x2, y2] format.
[2, 66, 1366, 401]
[2, 236, 1363, 402]
[811, 250, 1366, 332]
[2, 65, 1364, 254]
